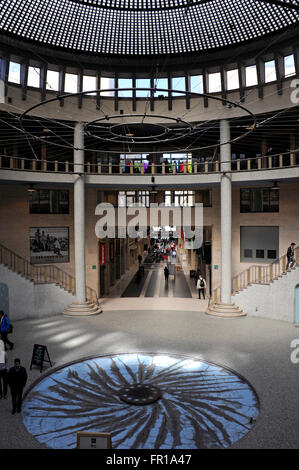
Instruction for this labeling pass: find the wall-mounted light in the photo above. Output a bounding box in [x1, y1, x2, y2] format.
[150, 187, 158, 194]
[27, 184, 36, 193]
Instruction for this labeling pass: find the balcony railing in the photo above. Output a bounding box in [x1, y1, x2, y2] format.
[0, 150, 298, 176]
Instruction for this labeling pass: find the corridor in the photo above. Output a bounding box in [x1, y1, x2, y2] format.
[121, 257, 193, 298]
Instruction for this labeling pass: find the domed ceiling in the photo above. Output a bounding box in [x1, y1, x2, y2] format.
[0, 0, 298, 56]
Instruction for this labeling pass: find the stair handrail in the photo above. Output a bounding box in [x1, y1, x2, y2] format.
[0, 242, 98, 304]
[211, 246, 299, 303]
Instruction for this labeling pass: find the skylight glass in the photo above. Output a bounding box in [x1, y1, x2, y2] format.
[27, 66, 40, 87]
[118, 78, 133, 97]
[208, 72, 221, 93]
[245, 65, 258, 87]
[284, 54, 296, 77]
[190, 75, 203, 94]
[65, 72, 78, 93]
[8, 61, 20, 84]
[265, 60, 277, 83]
[136, 78, 151, 97]
[83, 75, 97, 95]
[100, 76, 115, 96]
[172, 76, 186, 96]
[154, 77, 168, 97]
[46, 70, 59, 91]
[227, 69, 239, 90]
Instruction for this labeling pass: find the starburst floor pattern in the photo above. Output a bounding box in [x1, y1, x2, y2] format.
[22, 353, 259, 449]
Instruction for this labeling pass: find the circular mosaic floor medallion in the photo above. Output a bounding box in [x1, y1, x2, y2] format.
[22, 353, 259, 449]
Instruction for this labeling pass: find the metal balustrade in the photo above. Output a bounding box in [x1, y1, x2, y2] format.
[0, 151, 298, 176]
[212, 246, 299, 303]
[0, 242, 98, 304]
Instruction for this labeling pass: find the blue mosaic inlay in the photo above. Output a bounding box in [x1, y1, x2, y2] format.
[22, 353, 259, 449]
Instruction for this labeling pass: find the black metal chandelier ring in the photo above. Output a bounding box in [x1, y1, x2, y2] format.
[86, 113, 194, 145]
[19, 87, 257, 154]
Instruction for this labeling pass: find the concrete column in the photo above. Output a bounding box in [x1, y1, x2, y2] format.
[63, 122, 101, 316]
[220, 119, 232, 304]
[74, 122, 86, 303]
[206, 120, 244, 317]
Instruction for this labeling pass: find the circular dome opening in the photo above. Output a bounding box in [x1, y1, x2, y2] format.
[111, 123, 167, 139]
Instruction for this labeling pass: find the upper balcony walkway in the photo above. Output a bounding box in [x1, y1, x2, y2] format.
[1, 151, 299, 187]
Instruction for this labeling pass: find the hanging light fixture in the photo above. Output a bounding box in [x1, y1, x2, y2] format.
[150, 176, 158, 194]
[272, 181, 280, 190]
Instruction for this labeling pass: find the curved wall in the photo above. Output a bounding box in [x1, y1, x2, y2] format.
[1, 78, 297, 124]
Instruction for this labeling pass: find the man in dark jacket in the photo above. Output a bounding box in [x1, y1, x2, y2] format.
[286, 243, 296, 271]
[7, 358, 27, 414]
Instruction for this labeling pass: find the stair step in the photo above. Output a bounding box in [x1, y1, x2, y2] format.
[1, 243, 96, 304]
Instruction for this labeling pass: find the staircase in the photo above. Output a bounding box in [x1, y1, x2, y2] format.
[212, 247, 299, 302]
[0, 242, 99, 305]
[211, 247, 299, 322]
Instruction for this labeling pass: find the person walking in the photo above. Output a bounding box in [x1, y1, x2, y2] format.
[0, 339, 8, 399]
[286, 243, 296, 271]
[164, 266, 169, 284]
[7, 358, 27, 414]
[194, 269, 201, 286]
[196, 275, 206, 299]
[0, 311, 13, 351]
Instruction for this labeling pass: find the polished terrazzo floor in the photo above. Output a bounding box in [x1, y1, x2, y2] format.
[1, 307, 299, 449]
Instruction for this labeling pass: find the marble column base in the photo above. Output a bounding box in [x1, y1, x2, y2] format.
[62, 301, 103, 316]
[206, 302, 246, 318]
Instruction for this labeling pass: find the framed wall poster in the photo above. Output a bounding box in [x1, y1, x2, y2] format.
[30, 227, 69, 264]
[76, 432, 112, 449]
